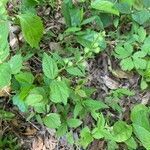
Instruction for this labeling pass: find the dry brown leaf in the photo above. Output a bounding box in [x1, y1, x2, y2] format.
[0, 86, 11, 97]
[141, 92, 150, 105]
[22, 126, 37, 136]
[32, 137, 44, 150]
[44, 136, 57, 150]
[102, 75, 120, 89]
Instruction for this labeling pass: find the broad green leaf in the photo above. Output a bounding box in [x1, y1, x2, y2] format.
[91, 0, 119, 16]
[13, 95, 27, 112]
[9, 54, 22, 74]
[25, 94, 43, 106]
[42, 53, 58, 79]
[50, 80, 70, 105]
[56, 123, 67, 137]
[133, 124, 150, 150]
[0, 63, 11, 89]
[66, 132, 74, 144]
[67, 118, 82, 128]
[115, 2, 131, 14]
[114, 43, 133, 59]
[15, 72, 34, 84]
[132, 10, 150, 25]
[0, 21, 9, 62]
[131, 104, 150, 131]
[19, 13, 44, 48]
[107, 140, 118, 150]
[92, 127, 104, 139]
[66, 67, 85, 77]
[43, 113, 61, 129]
[0, 109, 15, 120]
[137, 27, 146, 42]
[73, 103, 83, 118]
[83, 99, 108, 111]
[80, 127, 93, 149]
[125, 137, 137, 150]
[113, 121, 132, 142]
[120, 57, 134, 71]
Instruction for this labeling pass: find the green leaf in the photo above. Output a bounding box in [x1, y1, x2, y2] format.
[9, 54, 22, 74]
[113, 121, 132, 142]
[66, 132, 74, 144]
[120, 57, 134, 71]
[107, 140, 118, 150]
[66, 67, 85, 77]
[91, 0, 119, 16]
[19, 13, 44, 48]
[83, 99, 108, 111]
[133, 124, 150, 150]
[67, 118, 82, 128]
[0, 109, 15, 120]
[56, 123, 67, 137]
[15, 72, 34, 84]
[137, 27, 146, 42]
[132, 10, 150, 25]
[125, 137, 137, 150]
[50, 80, 70, 105]
[80, 127, 93, 149]
[13, 95, 27, 112]
[25, 94, 43, 107]
[73, 103, 83, 118]
[43, 113, 61, 129]
[0, 63, 11, 89]
[114, 43, 133, 59]
[131, 104, 150, 131]
[42, 53, 58, 79]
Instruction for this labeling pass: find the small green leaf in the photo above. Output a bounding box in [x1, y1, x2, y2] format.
[131, 104, 150, 131]
[0, 63, 11, 89]
[19, 13, 44, 48]
[42, 53, 58, 79]
[0, 109, 15, 120]
[133, 124, 150, 150]
[132, 10, 150, 25]
[113, 121, 132, 142]
[50, 80, 70, 105]
[80, 127, 93, 149]
[67, 118, 82, 128]
[43, 113, 61, 129]
[83, 99, 108, 111]
[9, 54, 22, 74]
[120, 57, 134, 71]
[91, 0, 119, 16]
[125, 137, 137, 150]
[66, 67, 85, 77]
[73, 103, 83, 118]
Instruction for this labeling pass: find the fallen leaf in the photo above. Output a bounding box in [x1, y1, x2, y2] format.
[0, 86, 11, 97]
[141, 92, 150, 105]
[23, 126, 37, 136]
[102, 75, 120, 89]
[32, 137, 44, 150]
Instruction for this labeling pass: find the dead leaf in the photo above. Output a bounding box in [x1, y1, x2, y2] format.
[111, 69, 133, 79]
[44, 136, 57, 150]
[102, 75, 120, 89]
[22, 126, 37, 136]
[141, 92, 150, 105]
[0, 86, 11, 97]
[32, 137, 44, 150]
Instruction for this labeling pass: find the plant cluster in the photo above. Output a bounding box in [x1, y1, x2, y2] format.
[0, 0, 150, 149]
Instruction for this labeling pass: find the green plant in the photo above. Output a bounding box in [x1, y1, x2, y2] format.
[0, 0, 150, 149]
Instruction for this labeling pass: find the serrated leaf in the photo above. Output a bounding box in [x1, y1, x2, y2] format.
[66, 67, 85, 77]
[42, 53, 58, 79]
[50, 80, 70, 105]
[9, 54, 22, 74]
[43, 113, 61, 129]
[91, 0, 119, 16]
[131, 104, 150, 131]
[83, 99, 108, 111]
[125, 137, 137, 150]
[132, 10, 150, 25]
[74, 103, 83, 118]
[133, 124, 150, 150]
[120, 57, 134, 71]
[67, 118, 82, 128]
[19, 13, 44, 48]
[0, 63, 11, 89]
[113, 121, 132, 142]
